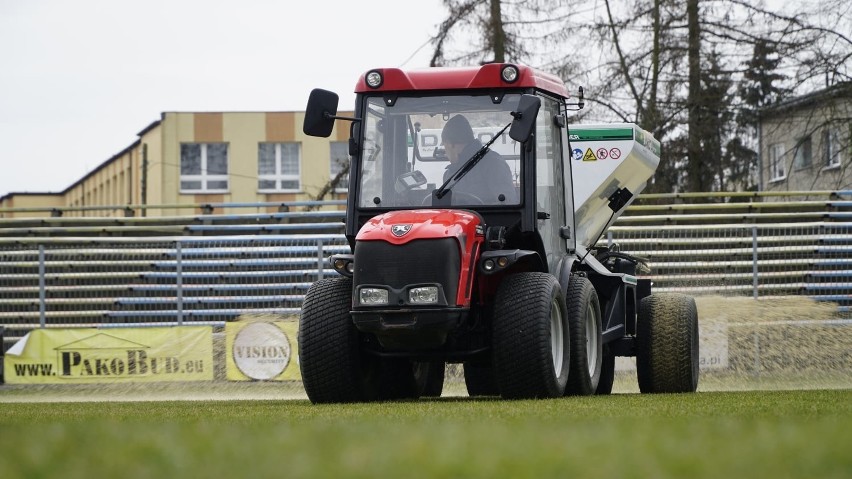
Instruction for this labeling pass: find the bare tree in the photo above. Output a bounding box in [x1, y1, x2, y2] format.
[431, 0, 852, 194]
[430, 0, 565, 66]
[305, 158, 350, 211]
[685, 0, 704, 192]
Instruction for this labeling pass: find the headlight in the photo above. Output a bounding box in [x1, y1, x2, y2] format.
[365, 70, 383, 88]
[329, 254, 354, 277]
[501, 64, 519, 83]
[408, 286, 439, 304]
[359, 287, 388, 305]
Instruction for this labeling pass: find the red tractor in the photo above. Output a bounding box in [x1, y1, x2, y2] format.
[299, 63, 698, 402]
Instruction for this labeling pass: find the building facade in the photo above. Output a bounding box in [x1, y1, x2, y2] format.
[0, 111, 352, 218]
[760, 82, 852, 193]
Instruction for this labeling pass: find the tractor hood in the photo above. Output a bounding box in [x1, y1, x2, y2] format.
[569, 123, 660, 251]
[357, 209, 483, 246]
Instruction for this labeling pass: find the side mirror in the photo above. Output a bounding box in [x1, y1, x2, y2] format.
[509, 94, 541, 143]
[303, 88, 339, 138]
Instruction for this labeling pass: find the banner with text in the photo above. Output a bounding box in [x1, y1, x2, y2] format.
[4, 326, 213, 384]
[226, 321, 300, 381]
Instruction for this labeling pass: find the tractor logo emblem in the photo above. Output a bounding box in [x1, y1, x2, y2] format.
[391, 224, 413, 237]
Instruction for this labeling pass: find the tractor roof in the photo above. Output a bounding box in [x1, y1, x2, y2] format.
[354, 64, 570, 99]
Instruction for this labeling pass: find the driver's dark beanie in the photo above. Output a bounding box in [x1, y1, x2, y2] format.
[442, 115, 475, 145]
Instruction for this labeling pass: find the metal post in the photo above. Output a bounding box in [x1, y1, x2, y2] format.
[176, 241, 184, 325]
[752, 226, 759, 299]
[753, 331, 761, 377]
[317, 240, 324, 280]
[756, 118, 763, 191]
[0, 325, 4, 384]
[39, 245, 46, 328]
[141, 143, 148, 217]
[607, 231, 613, 248]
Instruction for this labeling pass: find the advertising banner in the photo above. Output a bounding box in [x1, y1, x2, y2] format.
[3, 326, 213, 384]
[225, 321, 300, 381]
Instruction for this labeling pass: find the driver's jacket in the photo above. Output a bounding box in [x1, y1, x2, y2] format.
[442, 141, 518, 205]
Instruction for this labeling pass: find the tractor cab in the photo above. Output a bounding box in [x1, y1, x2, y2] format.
[305, 64, 576, 274]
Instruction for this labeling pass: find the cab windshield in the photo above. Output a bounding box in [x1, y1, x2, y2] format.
[358, 94, 523, 208]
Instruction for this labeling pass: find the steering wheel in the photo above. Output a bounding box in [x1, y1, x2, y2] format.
[421, 191, 485, 207]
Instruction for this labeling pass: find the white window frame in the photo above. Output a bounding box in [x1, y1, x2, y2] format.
[329, 141, 350, 193]
[180, 143, 229, 193]
[768, 143, 786, 182]
[258, 143, 301, 193]
[825, 128, 842, 169]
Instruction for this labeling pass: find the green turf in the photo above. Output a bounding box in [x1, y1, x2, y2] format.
[1, 390, 850, 478]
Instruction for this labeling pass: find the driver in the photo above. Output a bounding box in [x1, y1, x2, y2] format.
[441, 114, 518, 204]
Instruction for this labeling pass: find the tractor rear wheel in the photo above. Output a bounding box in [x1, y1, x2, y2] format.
[636, 293, 699, 393]
[298, 277, 379, 403]
[493, 273, 570, 399]
[564, 275, 603, 396]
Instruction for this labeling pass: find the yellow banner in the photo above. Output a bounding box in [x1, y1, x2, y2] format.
[225, 321, 301, 381]
[3, 326, 213, 384]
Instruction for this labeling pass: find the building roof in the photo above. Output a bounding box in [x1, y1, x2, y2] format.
[137, 117, 163, 137]
[0, 191, 64, 203]
[58, 139, 142, 194]
[761, 81, 852, 114]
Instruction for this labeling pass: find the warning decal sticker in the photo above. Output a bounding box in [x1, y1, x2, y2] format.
[572, 148, 583, 161]
[582, 148, 597, 161]
[609, 148, 622, 160]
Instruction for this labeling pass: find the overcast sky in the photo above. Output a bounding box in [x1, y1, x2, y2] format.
[0, 0, 447, 196]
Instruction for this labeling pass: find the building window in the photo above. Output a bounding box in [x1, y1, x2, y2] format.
[792, 135, 812, 170]
[330, 141, 350, 192]
[769, 143, 786, 181]
[825, 128, 842, 169]
[180, 143, 229, 192]
[258, 143, 300, 192]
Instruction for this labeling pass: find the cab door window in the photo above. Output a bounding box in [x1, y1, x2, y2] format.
[534, 96, 567, 270]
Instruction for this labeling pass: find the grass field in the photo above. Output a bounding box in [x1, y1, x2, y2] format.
[1, 389, 850, 479]
[2, 295, 849, 478]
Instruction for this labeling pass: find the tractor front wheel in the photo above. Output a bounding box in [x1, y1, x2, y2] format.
[493, 273, 570, 399]
[298, 277, 379, 403]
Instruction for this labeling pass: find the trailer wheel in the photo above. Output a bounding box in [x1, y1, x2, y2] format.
[564, 275, 603, 396]
[377, 359, 420, 400]
[636, 293, 699, 393]
[375, 360, 445, 400]
[299, 277, 379, 403]
[415, 361, 445, 397]
[463, 362, 499, 397]
[493, 273, 570, 399]
[595, 345, 616, 395]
